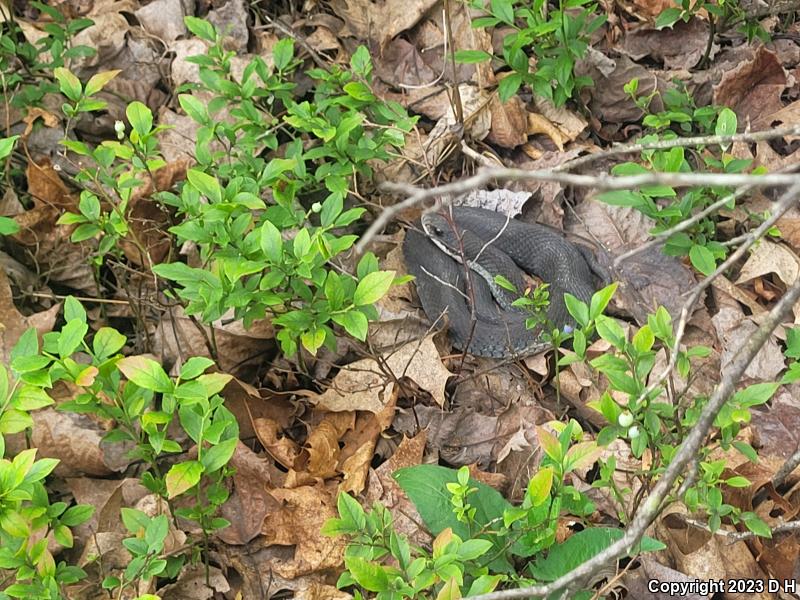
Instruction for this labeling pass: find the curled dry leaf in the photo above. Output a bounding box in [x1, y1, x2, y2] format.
[314, 335, 453, 412]
[305, 412, 356, 479]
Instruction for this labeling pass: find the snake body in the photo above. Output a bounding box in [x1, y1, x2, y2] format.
[402, 207, 601, 358]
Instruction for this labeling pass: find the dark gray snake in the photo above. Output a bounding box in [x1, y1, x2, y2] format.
[402, 206, 604, 358]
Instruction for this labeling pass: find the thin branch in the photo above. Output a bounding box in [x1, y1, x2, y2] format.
[555, 125, 800, 173]
[358, 169, 800, 254]
[772, 445, 800, 489]
[684, 517, 800, 542]
[468, 268, 800, 600]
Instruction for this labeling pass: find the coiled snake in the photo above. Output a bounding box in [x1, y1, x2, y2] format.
[402, 206, 604, 358]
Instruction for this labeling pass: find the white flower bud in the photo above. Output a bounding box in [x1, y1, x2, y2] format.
[618, 412, 634, 428]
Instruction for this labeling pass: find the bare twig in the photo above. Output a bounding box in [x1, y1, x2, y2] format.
[468, 270, 800, 600]
[554, 125, 800, 173]
[357, 168, 800, 254]
[684, 517, 800, 542]
[772, 445, 800, 489]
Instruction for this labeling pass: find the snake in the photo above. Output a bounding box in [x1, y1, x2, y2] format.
[402, 206, 604, 358]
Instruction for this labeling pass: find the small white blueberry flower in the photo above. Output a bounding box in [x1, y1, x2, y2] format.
[627, 425, 640, 439]
[311, 202, 322, 213]
[114, 120, 125, 140]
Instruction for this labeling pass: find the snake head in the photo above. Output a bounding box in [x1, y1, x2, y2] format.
[420, 212, 453, 241]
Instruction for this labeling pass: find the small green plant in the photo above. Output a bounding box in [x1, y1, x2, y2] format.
[656, 0, 768, 68]
[5, 296, 238, 596]
[599, 82, 767, 276]
[101, 509, 171, 597]
[0, 366, 94, 600]
[55, 17, 416, 357]
[0, 2, 95, 111]
[457, 0, 606, 105]
[0, 136, 20, 235]
[326, 459, 664, 599]
[563, 299, 774, 537]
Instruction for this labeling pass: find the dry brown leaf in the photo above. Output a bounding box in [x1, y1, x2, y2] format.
[0, 270, 60, 364]
[527, 112, 566, 150]
[621, 18, 711, 70]
[254, 417, 304, 470]
[737, 239, 800, 287]
[567, 198, 697, 323]
[218, 443, 282, 545]
[339, 395, 397, 495]
[715, 46, 787, 128]
[711, 305, 785, 381]
[315, 336, 453, 412]
[152, 305, 275, 376]
[487, 95, 528, 148]
[261, 484, 345, 578]
[159, 565, 230, 600]
[306, 412, 355, 478]
[134, 0, 188, 43]
[330, 0, 437, 49]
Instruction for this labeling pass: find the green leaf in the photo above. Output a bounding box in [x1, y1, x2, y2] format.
[117, 356, 174, 393]
[457, 538, 493, 561]
[526, 467, 553, 507]
[589, 283, 618, 320]
[178, 94, 208, 123]
[354, 271, 395, 306]
[184, 16, 216, 42]
[337, 492, 366, 530]
[71, 223, 101, 241]
[725, 476, 751, 488]
[272, 38, 294, 71]
[58, 320, 88, 358]
[165, 460, 203, 498]
[92, 327, 126, 359]
[530, 528, 664, 581]
[126, 101, 153, 138]
[715, 107, 738, 139]
[259, 221, 283, 263]
[200, 437, 238, 473]
[78, 193, 101, 221]
[54, 67, 82, 102]
[689, 244, 715, 276]
[393, 465, 514, 572]
[741, 514, 772, 538]
[0, 216, 19, 235]
[490, 0, 515, 24]
[84, 70, 120, 97]
[344, 556, 389, 592]
[498, 73, 523, 103]
[187, 169, 222, 204]
[64, 296, 87, 324]
[179, 357, 214, 381]
[0, 135, 19, 161]
[343, 81, 375, 102]
[454, 49, 493, 63]
[564, 293, 589, 327]
[732, 382, 778, 407]
[655, 7, 682, 29]
[332, 310, 369, 340]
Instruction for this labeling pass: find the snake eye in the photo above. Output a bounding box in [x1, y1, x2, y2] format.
[433, 226, 444, 236]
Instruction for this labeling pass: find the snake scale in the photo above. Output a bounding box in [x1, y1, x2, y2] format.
[402, 206, 603, 358]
